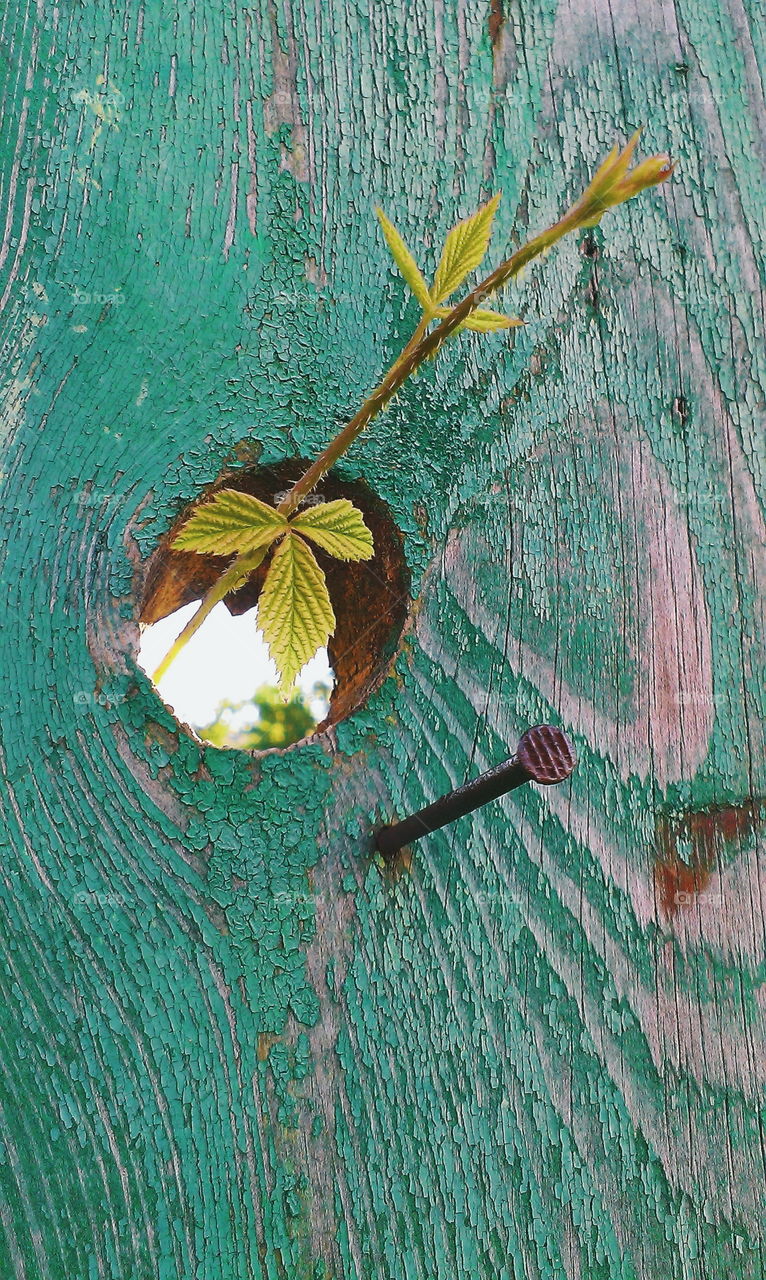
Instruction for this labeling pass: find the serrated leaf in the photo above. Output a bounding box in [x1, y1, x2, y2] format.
[434, 306, 522, 332]
[257, 532, 335, 693]
[376, 208, 433, 313]
[290, 499, 374, 561]
[172, 490, 288, 555]
[431, 193, 501, 304]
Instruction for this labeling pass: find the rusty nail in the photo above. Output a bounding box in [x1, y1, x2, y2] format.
[375, 724, 576, 859]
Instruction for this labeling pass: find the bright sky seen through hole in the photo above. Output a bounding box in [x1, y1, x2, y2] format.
[138, 602, 333, 737]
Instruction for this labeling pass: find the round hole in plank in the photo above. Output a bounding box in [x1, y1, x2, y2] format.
[137, 460, 410, 751]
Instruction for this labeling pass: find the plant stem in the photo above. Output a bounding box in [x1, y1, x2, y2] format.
[150, 547, 268, 683]
[151, 197, 612, 683]
[274, 313, 432, 518]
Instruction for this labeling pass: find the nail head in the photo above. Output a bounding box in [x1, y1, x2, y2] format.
[516, 724, 576, 785]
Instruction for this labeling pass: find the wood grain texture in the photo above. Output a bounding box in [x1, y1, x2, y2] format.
[0, 0, 764, 1277]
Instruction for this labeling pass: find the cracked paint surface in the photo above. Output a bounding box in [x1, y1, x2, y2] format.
[0, 0, 764, 1278]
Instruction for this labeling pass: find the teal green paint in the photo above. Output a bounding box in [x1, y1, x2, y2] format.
[1, 0, 764, 1278]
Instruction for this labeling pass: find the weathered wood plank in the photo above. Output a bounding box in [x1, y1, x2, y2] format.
[0, 0, 764, 1277]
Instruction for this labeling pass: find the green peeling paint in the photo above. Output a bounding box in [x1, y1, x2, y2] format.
[1, 0, 764, 1278]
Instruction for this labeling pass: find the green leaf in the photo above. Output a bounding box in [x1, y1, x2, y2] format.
[172, 490, 288, 556]
[257, 532, 336, 693]
[434, 306, 522, 332]
[290, 499, 374, 561]
[376, 208, 433, 313]
[431, 193, 501, 304]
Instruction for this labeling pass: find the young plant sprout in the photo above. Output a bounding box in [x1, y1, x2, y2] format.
[153, 133, 673, 695]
